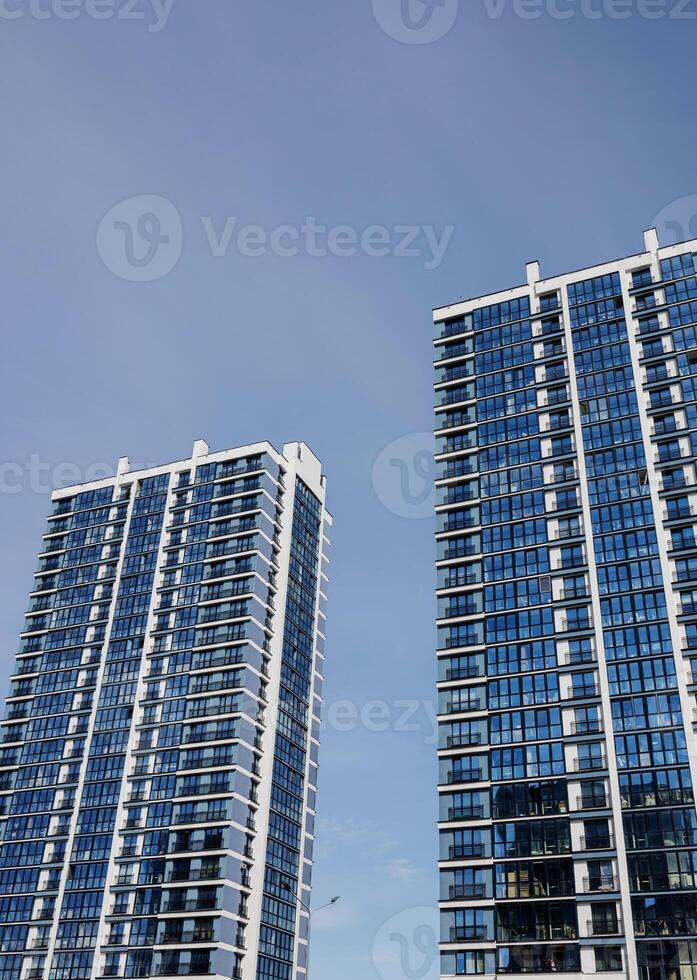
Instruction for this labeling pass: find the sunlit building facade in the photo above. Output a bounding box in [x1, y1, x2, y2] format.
[0, 439, 330, 980]
[435, 230, 697, 979]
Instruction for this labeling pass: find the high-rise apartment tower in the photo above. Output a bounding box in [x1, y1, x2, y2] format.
[0, 439, 330, 980]
[435, 230, 697, 979]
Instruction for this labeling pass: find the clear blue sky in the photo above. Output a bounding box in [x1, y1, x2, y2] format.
[1, 3, 696, 978]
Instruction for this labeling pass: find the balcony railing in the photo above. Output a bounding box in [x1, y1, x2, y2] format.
[630, 873, 697, 890]
[445, 666, 482, 681]
[658, 448, 689, 463]
[448, 805, 484, 820]
[573, 757, 605, 772]
[634, 920, 689, 937]
[627, 831, 696, 848]
[577, 795, 608, 811]
[563, 652, 596, 667]
[449, 883, 485, 899]
[583, 875, 618, 893]
[126, 790, 147, 803]
[569, 684, 599, 699]
[449, 844, 484, 859]
[449, 926, 488, 942]
[549, 527, 583, 541]
[159, 931, 215, 945]
[579, 834, 615, 850]
[446, 734, 481, 748]
[149, 967, 215, 978]
[570, 720, 601, 735]
[165, 866, 221, 883]
[558, 613, 592, 634]
[448, 769, 482, 784]
[444, 699, 481, 714]
[587, 918, 622, 937]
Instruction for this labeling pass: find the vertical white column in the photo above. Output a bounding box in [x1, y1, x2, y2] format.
[241, 465, 293, 980]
